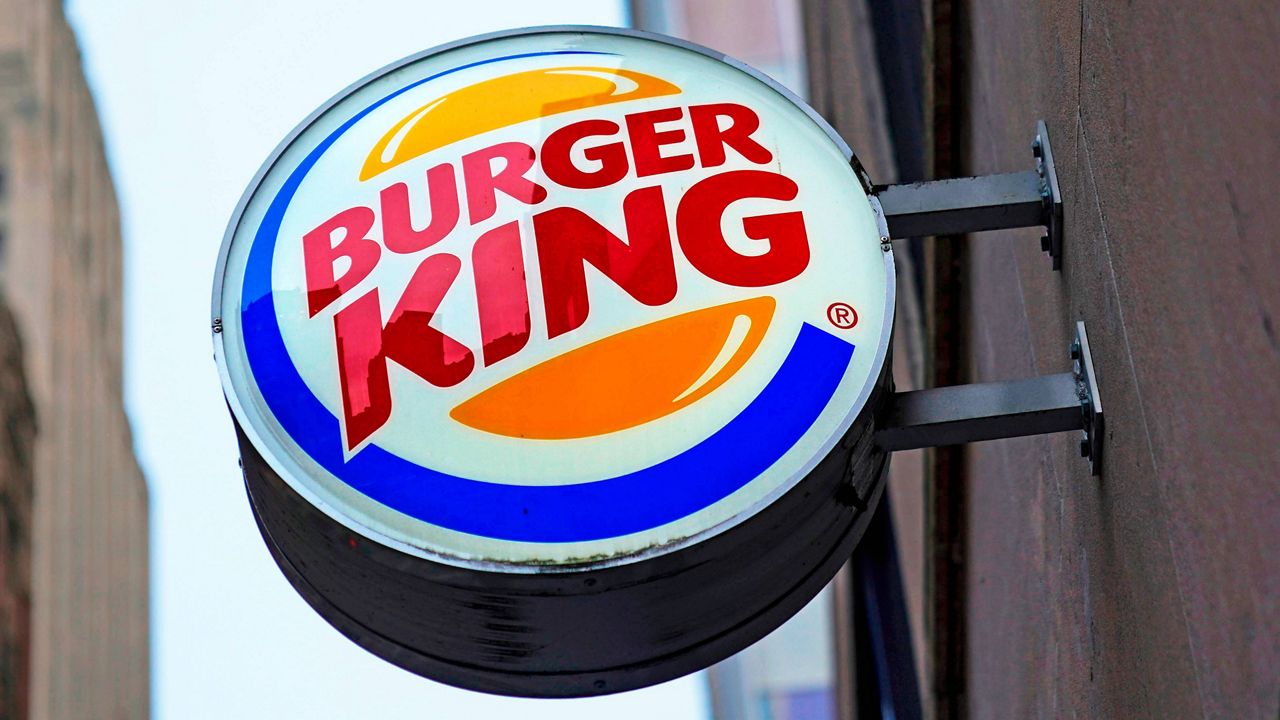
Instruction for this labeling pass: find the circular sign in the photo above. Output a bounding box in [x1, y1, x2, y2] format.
[214, 26, 894, 696]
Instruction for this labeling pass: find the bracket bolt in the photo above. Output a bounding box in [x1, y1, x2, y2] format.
[1080, 437, 1091, 458]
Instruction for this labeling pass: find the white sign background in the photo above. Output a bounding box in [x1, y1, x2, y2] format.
[215, 29, 894, 568]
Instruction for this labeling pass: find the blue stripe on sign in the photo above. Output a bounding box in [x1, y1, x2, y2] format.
[238, 49, 856, 543]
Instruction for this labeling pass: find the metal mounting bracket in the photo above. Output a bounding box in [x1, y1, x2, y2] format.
[876, 322, 1103, 475]
[873, 120, 1065, 269]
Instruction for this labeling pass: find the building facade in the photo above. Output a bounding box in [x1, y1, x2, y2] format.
[635, 1, 1280, 718]
[0, 302, 36, 720]
[0, 1, 149, 718]
[918, 0, 1279, 716]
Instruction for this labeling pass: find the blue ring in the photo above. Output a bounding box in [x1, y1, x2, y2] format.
[238, 50, 856, 542]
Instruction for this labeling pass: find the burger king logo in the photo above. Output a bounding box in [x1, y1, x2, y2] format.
[214, 29, 894, 567]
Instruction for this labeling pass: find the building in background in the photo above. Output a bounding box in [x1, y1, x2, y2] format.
[631, 0, 809, 101]
[0, 1, 149, 719]
[704, 597, 836, 720]
[0, 303, 35, 720]
[636, 0, 1279, 718]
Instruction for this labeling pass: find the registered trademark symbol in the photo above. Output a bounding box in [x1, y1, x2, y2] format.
[827, 302, 858, 329]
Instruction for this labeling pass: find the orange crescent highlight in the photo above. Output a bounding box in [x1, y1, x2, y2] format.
[450, 297, 776, 440]
[360, 66, 682, 181]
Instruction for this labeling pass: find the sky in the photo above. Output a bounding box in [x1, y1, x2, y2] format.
[64, 2, 707, 718]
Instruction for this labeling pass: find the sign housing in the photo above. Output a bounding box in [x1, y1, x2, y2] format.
[214, 26, 895, 696]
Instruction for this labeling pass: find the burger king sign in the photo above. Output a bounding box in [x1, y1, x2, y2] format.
[214, 27, 894, 696]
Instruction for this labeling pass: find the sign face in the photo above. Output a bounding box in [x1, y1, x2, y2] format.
[215, 29, 893, 569]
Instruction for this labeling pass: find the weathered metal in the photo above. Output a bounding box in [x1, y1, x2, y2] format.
[876, 322, 1103, 475]
[239, 371, 890, 696]
[876, 372, 1082, 450]
[874, 121, 1064, 269]
[876, 170, 1046, 238]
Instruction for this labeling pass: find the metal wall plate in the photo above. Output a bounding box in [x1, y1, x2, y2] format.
[1072, 321, 1104, 475]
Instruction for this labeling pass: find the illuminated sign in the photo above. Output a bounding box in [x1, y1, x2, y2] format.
[214, 27, 894, 696]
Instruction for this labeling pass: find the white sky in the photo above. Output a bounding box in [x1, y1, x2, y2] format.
[64, 2, 707, 718]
